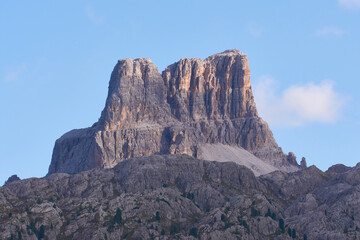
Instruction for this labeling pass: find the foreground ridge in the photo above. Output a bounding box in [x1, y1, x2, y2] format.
[49, 50, 300, 175]
[1, 155, 359, 239]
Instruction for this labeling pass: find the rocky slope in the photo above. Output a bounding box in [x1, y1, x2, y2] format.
[1, 155, 359, 240]
[49, 50, 299, 175]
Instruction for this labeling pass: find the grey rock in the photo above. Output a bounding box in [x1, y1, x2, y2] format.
[0, 155, 287, 240]
[49, 50, 299, 175]
[326, 163, 351, 175]
[2, 155, 360, 239]
[4, 175, 20, 185]
[300, 157, 307, 169]
[261, 165, 329, 201]
[286, 152, 297, 165]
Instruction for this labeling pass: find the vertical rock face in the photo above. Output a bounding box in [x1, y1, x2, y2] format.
[49, 50, 299, 175]
[163, 50, 255, 121]
[98, 58, 172, 130]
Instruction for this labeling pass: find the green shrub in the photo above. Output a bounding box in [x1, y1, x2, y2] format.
[155, 211, 160, 221]
[251, 207, 260, 217]
[279, 218, 285, 233]
[238, 218, 249, 232]
[114, 208, 122, 225]
[38, 225, 45, 239]
[170, 223, 180, 234]
[27, 221, 37, 235]
[189, 227, 198, 237]
[288, 228, 292, 237]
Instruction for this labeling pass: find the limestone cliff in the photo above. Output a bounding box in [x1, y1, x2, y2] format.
[49, 50, 299, 175]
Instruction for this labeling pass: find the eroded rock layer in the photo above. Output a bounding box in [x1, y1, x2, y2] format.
[49, 50, 299, 175]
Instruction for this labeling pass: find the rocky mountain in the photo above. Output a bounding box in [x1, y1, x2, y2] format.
[1, 50, 358, 239]
[49, 50, 299, 176]
[1, 154, 359, 239]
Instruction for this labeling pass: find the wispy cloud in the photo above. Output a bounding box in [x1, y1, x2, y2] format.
[85, 5, 104, 25]
[253, 76, 347, 127]
[247, 22, 262, 37]
[316, 26, 345, 36]
[339, 0, 360, 9]
[3, 64, 27, 83]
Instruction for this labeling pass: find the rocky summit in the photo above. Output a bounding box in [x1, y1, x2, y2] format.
[49, 50, 300, 176]
[1, 155, 359, 239]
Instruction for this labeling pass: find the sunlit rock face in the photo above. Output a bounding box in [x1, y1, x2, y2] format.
[49, 50, 299, 175]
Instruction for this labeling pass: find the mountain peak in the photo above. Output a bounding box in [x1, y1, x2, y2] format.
[49, 51, 299, 175]
[211, 49, 243, 56]
[205, 49, 246, 61]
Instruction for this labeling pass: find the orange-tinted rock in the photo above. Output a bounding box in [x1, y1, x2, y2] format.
[48, 50, 299, 175]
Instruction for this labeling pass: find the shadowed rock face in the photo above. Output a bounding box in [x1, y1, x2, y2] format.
[0, 155, 280, 239]
[5, 175, 20, 184]
[2, 155, 360, 240]
[49, 50, 298, 175]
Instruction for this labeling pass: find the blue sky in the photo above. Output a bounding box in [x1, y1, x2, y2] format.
[1, 0, 359, 184]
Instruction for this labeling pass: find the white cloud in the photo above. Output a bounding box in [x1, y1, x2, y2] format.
[85, 6, 104, 25]
[253, 76, 346, 127]
[316, 26, 345, 36]
[3, 64, 27, 82]
[339, 0, 360, 9]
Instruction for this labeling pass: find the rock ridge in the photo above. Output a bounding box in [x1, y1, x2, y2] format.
[2, 155, 360, 239]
